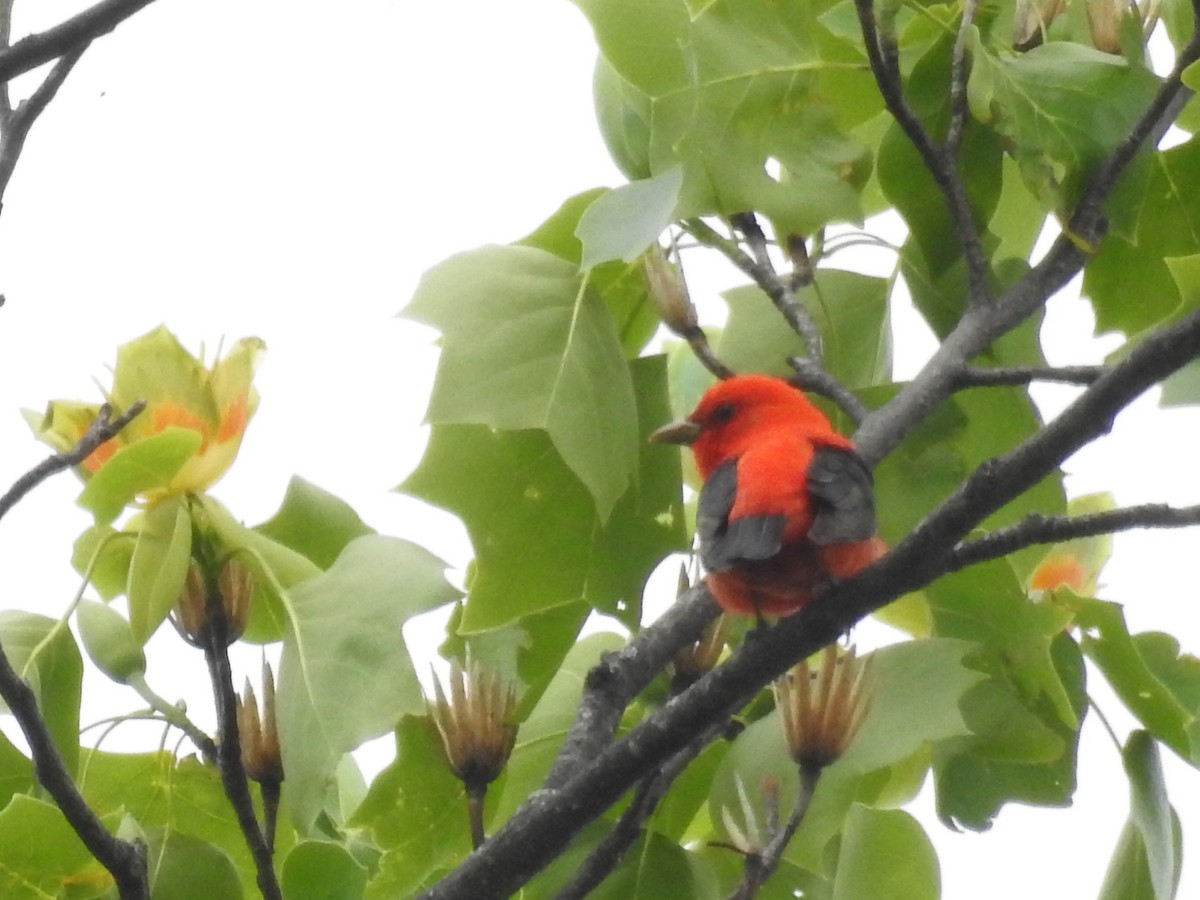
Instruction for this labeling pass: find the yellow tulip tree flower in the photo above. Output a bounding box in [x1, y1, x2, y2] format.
[27, 326, 264, 518]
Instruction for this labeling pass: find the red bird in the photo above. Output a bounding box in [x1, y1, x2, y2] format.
[652, 375, 884, 621]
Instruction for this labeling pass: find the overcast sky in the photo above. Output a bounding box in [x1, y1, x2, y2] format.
[0, 2, 1197, 897]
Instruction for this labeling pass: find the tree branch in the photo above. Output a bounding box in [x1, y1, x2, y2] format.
[0, 0, 160, 83]
[552, 720, 728, 900]
[953, 364, 1106, 389]
[946, 503, 1200, 574]
[202, 609, 281, 900]
[853, 0, 990, 303]
[788, 357, 870, 425]
[944, 0, 978, 157]
[0, 404, 150, 899]
[0, 45, 86, 210]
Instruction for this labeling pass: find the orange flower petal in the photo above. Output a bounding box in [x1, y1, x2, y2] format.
[1031, 554, 1086, 592]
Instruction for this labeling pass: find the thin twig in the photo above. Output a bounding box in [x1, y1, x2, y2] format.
[953, 364, 1106, 388]
[679, 324, 737, 380]
[729, 765, 819, 900]
[0, 402, 143, 522]
[853, 0, 990, 303]
[788, 357, 870, 425]
[685, 217, 825, 364]
[0, 45, 87, 211]
[0, 0, 160, 83]
[945, 0, 979, 156]
[946, 503, 1200, 574]
[0, 0, 13, 119]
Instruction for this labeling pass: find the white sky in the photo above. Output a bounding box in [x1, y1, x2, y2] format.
[0, 1, 1197, 897]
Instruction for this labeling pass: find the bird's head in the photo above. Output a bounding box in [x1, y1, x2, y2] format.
[650, 374, 841, 478]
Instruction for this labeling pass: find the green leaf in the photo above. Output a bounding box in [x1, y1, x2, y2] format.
[1099, 815, 1183, 900]
[1122, 732, 1179, 900]
[577, 167, 683, 268]
[0, 612, 82, 777]
[574, 0, 869, 236]
[403, 358, 684, 632]
[407, 243, 639, 519]
[126, 496, 192, 645]
[440, 601, 588, 719]
[147, 830, 244, 900]
[76, 599, 145, 684]
[831, 806, 939, 900]
[1083, 236, 1181, 337]
[278, 535, 459, 829]
[584, 831, 720, 900]
[255, 477, 374, 569]
[968, 41, 1160, 211]
[281, 841, 368, 900]
[0, 795, 116, 898]
[1076, 597, 1200, 764]
[717, 269, 892, 387]
[77, 427, 203, 524]
[354, 717, 471, 899]
[72, 525, 135, 601]
[0, 731, 33, 813]
[933, 633, 1086, 830]
[518, 189, 661, 357]
[81, 750, 296, 890]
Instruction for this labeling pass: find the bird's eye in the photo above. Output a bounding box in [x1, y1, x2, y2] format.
[711, 402, 736, 424]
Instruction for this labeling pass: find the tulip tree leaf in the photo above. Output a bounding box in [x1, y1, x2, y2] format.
[831, 806, 939, 900]
[256, 476, 374, 570]
[77, 427, 203, 524]
[1119, 732, 1180, 900]
[406, 243, 639, 520]
[574, 0, 870, 236]
[72, 525, 136, 601]
[576, 166, 683, 268]
[517, 188, 661, 358]
[1075, 597, 1200, 765]
[967, 40, 1160, 211]
[0, 612, 83, 778]
[147, 830, 244, 900]
[353, 717, 471, 899]
[281, 841, 368, 900]
[402, 357, 684, 632]
[127, 495, 192, 645]
[278, 535, 460, 829]
[80, 750, 296, 890]
[0, 796, 119, 898]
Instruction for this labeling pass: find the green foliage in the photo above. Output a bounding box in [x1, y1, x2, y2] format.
[9, 3, 1200, 899]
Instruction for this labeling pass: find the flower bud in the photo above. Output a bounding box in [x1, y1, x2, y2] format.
[237, 661, 283, 786]
[643, 245, 699, 336]
[171, 557, 255, 647]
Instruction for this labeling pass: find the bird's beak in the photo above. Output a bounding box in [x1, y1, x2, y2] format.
[649, 419, 701, 445]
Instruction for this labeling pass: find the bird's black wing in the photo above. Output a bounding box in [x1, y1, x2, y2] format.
[696, 458, 786, 571]
[806, 445, 876, 545]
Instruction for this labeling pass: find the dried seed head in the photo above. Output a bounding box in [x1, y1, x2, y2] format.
[1014, 0, 1068, 50]
[428, 661, 519, 792]
[238, 660, 282, 785]
[774, 645, 873, 776]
